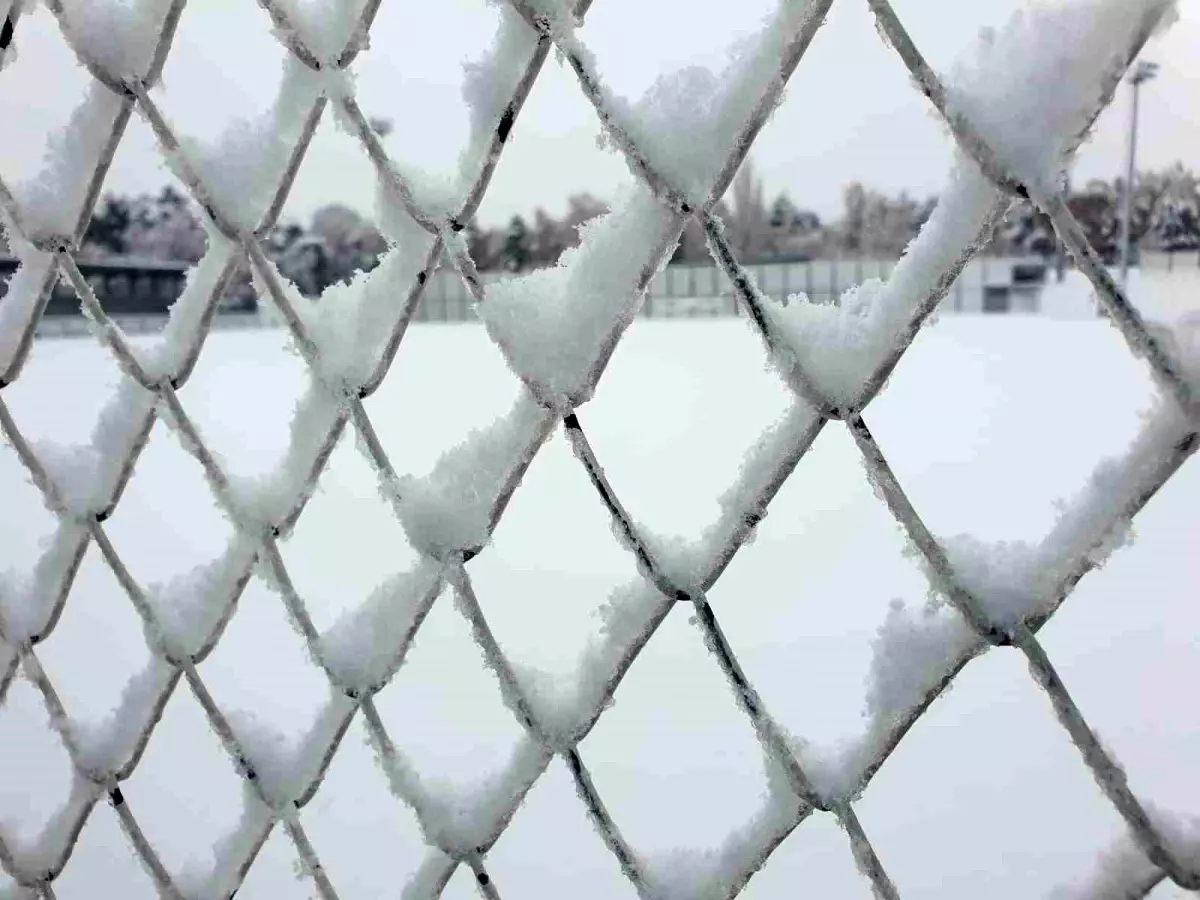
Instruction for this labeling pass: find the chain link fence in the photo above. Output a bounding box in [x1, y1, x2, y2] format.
[0, 0, 1197, 897]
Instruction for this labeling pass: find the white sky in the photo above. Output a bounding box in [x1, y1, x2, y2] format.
[1, 0, 1197, 229]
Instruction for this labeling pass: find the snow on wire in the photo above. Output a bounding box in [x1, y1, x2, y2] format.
[0, 0, 1198, 897]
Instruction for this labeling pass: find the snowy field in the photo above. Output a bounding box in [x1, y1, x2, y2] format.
[1, 273, 1197, 897]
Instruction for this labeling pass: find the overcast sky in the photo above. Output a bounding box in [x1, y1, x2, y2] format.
[1, 0, 1197, 229]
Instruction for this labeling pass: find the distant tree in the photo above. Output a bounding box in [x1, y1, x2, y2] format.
[465, 219, 493, 271]
[762, 191, 823, 259]
[309, 203, 386, 288]
[311, 204, 363, 250]
[1140, 163, 1199, 251]
[840, 182, 868, 255]
[1156, 202, 1200, 251]
[768, 194, 795, 230]
[531, 207, 568, 267]
[728, 157, 769, 261]
[126, 186, 205, 263]
[441, 195, 607, 272]
[672, 217, 708, 263]
[83, 195, 132, 257]
[997, 200, 1058, 256]
[562, 193, 609, 244]
[1020, 165, 1200, 261]
[1154, 171, 1200, 251]
[1067, 181, 1120, 262]
[502, 215, 531, 272]
[279, 237, 330, 298]
[263, 222, 304, 259]
[913, 196, 937, 233]
[863, 190, 921, 257]
[837, 183, 927, 257]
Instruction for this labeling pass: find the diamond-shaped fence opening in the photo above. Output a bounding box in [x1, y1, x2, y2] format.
[0, 0, 1198, 898]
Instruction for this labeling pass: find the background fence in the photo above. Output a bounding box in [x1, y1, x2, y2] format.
[11, 253, 1055, 335]
[0, 0, 1197, 898]
[415, 254, 1051, 321]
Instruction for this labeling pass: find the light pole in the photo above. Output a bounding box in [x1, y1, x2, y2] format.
[1119, 59, 1158, 287]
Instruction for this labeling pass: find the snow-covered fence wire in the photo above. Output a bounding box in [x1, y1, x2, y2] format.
[0, 0, 1198, 897]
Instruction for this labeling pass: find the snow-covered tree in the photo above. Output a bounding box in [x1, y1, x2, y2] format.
[308, 203, 386, 288]
[838, 183, 929, 258]
[83, 195, 132, 258]
[464, 219, 492, 271]
[762, 191, 824, 260]
[728, 157, 769, 261]
[997, 200, 1058, 256]
[502, 215, 531, 272]
[278, 236, 330, 299]
[1148, 163, 1199, 251]
[125, 186, 206, 263]
[562, 193, 609, 249]
[531, 208, 568, 268]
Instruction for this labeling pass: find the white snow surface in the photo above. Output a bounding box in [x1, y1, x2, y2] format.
[945, 0, 1177, 191]
[1, 297, 1197, 898]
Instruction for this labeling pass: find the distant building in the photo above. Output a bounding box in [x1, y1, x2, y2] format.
[0, 255, 256, 317]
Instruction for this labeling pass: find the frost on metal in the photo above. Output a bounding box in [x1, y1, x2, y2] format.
[0, 0, 1197, 897]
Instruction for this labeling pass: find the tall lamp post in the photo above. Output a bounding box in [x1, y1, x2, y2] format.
[1119, 59, 1158, 288]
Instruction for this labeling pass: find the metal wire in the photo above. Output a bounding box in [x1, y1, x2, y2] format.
[0, 0, 1196, 897]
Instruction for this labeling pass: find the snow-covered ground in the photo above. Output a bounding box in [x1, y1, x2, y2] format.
[1, 270, 1197, 898]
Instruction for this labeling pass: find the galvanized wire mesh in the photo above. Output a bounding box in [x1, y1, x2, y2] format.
[0, 0, 1197, 898]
